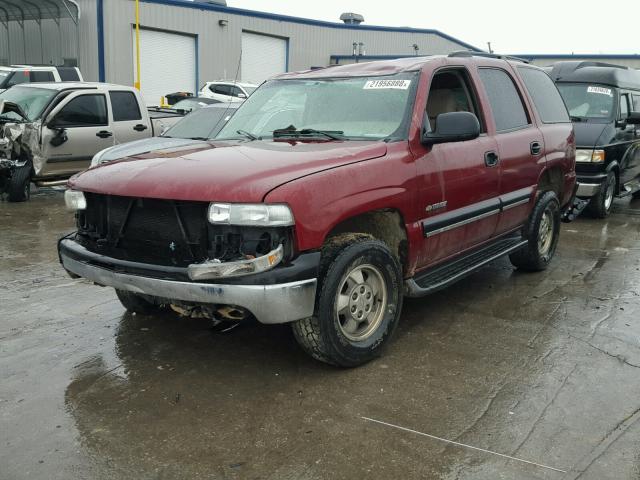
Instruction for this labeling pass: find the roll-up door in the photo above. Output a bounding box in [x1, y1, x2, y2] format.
[241, 32, 287, 84]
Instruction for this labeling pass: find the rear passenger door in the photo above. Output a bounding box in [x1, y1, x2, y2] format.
[109, 90, 151, 144]
[477, 67, 542, 234]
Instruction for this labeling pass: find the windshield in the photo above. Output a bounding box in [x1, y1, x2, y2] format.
[216, 72, 419, 141]
[162, 106, 237, 139]
[0, 86, 57, 122]
[556, 83, 616, 122]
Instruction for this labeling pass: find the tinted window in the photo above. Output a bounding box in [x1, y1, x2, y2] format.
[7, 71, 30, 87]
[30, 71, 55, 82]
[231, 86, 244, 97]
[56, 66, 80, 81]
[619, 94, 629, 120]
[213, 84, 232, 96]
[633, 95, 640, 112]
[478, 68, 529, 131]
[517, 67, 570, 123]
[110, 91, 141, 121]
[54, 94, 107, 127]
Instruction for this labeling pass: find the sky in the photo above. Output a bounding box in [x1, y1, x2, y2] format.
[228, 0, 638, 55]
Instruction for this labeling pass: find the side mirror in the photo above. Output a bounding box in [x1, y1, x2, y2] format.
[237, 93, 247, 99]
[626, 112, 640, 125]
[422, 111, 480, 145]
[49, 127, 68, 146]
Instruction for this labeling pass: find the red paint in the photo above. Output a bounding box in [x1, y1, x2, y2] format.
[70, 56, 575, 277]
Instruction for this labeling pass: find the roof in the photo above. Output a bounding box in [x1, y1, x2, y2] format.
[0, 0, 79, 23]
[275, 56, 443, 79]
[547, 61, 640, 89]
[142, 0, 482, 52]
[204, 81, 258, 87]
[15, 82, 134, 90]
[514, 54, 640, 61]
[0, 65, 67, 71]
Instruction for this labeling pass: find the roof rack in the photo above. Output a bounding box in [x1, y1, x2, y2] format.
[448, 51, 529, 64]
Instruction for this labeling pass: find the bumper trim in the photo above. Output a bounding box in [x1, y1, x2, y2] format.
[60, 247, 317, 325]
[577, 182, 601, 197]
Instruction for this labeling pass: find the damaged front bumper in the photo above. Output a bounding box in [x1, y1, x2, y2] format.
[58, 237, 318, 324]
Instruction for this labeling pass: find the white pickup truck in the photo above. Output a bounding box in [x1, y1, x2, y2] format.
[0, 82, 184, 201]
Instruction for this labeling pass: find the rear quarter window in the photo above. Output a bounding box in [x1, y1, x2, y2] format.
[110, 91, 142, 121]
[517, 67, 570, 123]
[478, 68, 529, 132]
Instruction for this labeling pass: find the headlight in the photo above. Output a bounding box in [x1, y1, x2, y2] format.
[208, 203, 294, 226]
[576, 149, 605, 163]
[64, 189, 86, 211]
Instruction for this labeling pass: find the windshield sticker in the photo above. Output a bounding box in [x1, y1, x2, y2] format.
[587, 86, 613, 97]
[363, 79, 411, 90]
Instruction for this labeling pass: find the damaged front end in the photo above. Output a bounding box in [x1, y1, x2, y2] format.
[0, 119, 43, 196]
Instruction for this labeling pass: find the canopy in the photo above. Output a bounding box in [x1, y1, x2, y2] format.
[0, 0, 79, 25]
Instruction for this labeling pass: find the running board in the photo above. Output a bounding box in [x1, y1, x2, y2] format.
[405, 235, 528, 297]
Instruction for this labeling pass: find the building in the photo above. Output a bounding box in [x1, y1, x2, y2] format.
[0, 0, 480, 104]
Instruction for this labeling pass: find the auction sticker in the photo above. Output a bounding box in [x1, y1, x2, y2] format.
[363, 79, 411, 90]
[587, 86, 613, 96]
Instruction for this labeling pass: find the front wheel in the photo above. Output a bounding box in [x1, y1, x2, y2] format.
[292, 237, 403, 367]
[587, 170, 616, 218]
[7, 164, 31, 202]
[510, 191, 560, 272]
[115, 289, 162, 314]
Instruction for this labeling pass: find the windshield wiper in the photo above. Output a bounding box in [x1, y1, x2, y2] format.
[273, 126, 344, 140]
[187, 136, 209, 141]
[236, 129, 258, 141]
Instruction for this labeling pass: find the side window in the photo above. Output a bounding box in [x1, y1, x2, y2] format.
[54, 94, 108, 127]
[517, 67, 570, 123]
[633, 95, 640, 112]
[7, 71, 30, 87]
[478, 68, 529, 132]
[110, 91, 142, 121]
[212, 84, 231, 96]
[619, 93, 630, 120]
[231, 86, 244, 97]
[426, 69, 480, 132]
[30, 71, 55, 82]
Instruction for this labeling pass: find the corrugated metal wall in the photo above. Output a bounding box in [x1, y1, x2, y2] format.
[101, 0, 469, 87]
[0, 17, 77, 66]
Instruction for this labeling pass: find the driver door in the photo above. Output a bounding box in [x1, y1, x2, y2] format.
[38, 91, 114, 178]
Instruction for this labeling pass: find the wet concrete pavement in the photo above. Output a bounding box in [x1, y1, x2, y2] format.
[1, 190, 640, 480]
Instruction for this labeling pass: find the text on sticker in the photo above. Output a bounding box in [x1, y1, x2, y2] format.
[364, 80, 411, 90]
[587, 86, 612, 97]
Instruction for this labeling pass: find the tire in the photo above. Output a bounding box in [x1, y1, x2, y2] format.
[509, 191, 560, 272]
[115, 289, 160, 314]
[292, 235, 403, 367]
[632, 190, 640, 200]
[7, 164, 31, 202]
[586, 170, 616, 218]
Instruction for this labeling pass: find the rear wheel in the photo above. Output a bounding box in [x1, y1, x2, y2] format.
[292, 236, 403, 367]
[115, 289, 161, 314]
[587, 170, 616, 218]
[7, 164, 31, 202]
[510, 191, 560, 272]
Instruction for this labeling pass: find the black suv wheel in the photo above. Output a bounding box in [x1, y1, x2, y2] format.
[116, 289, 162, 314]
[587, 170, 616, 218]
[292, 235, 403, 367]
[510, 191, 560, 271]
[7, 164, 31, 202]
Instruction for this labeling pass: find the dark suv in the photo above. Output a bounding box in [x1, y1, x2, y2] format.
[60, 53, 576, 367]
[549, 61, 640, 217]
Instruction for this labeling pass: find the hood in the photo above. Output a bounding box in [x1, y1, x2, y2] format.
[572, 122, 613, 148]
[0, 100, 28, 121]
[70, 140, 388, 203]
[95, 137, 207, 165]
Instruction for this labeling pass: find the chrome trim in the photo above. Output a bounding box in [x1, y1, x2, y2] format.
[502, 198, 530, 211]
[60, 251, 317, 324]
[577, 182, 601, 197]
[425, 208, 500, 238]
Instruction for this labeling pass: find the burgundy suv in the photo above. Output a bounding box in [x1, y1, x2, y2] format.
[59, 53, 576, 367]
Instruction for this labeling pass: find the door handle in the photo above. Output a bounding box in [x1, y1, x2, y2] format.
[133, 124, 148, 132]
[484, 151, 499, 167]
[530, 141, 542, 156]
[96, 130, 112, 138]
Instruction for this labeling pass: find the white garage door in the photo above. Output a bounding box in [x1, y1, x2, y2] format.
[241, 32, 287, 84]
[133, 29, 196, 106]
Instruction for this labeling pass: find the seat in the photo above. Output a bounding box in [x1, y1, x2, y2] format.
[426, 89, 459, 131]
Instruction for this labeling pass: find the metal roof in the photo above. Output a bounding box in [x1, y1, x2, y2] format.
[0, 0, 79, 24]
